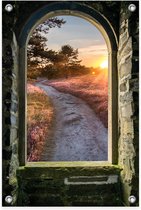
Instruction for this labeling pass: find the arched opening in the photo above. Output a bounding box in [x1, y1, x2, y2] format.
[18, 2, 118, 165]
[27, 15, 108, 162]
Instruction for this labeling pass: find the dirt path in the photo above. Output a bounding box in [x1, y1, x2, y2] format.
[37, 82, 108, 161]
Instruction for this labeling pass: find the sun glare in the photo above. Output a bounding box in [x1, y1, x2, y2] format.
[100, 60, 108, 69]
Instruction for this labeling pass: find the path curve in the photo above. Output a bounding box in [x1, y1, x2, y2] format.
[37, 82, 108, 161]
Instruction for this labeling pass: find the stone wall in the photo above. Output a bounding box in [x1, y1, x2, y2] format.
[2, 2, 19, 205]
[117, 1, 139, 206]
[17, 165, 122, 206]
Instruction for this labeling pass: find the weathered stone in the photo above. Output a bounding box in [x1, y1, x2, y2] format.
[17, 166, 122, 206]
[118, 38, 132, 66]
[119, 57, 132, 79]
[121, 120, 134, 138]
[12, 78, 18, 90]
[9, 155, 19, 204]
[121, 103, 133, 118]
[11, 101, 18, 113]
[120, 82, 127, 92]
[11, 92, 18, 101]
[123, 135, 133, 144]
[119, 36, 131, 54]
[11, 114, 17, 126]
[119, 29, 129, 48]
[10, 128, 18, 142]
[12, 141, 18, 155]
[120, 19, 128, 31]
[120, 91, 133, 104]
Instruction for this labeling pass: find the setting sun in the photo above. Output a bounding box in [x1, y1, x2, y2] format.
[100, 60, 108, 69]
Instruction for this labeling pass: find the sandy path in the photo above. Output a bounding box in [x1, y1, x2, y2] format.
[37, 82, 108, 161]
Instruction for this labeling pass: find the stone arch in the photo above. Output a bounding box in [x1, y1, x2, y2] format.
[18, 2, 118, 165]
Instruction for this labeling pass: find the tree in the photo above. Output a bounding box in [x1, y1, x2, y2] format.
[27, 17, 66, 78]
[59, 45, 82, 78]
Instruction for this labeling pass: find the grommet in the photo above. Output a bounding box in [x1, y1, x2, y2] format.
[128, 195, 136, 204]
[5, 195, 13, 204]
[128, 4, 136, 12]
[5, 4, 13, 12]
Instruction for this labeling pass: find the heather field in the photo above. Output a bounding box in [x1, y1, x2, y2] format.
[27, 84, 53, 161]
[44, 71, 108, 128]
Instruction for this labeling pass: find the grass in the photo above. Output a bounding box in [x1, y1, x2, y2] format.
[27, 83, 54, 161]
[43, 70, 108, 128]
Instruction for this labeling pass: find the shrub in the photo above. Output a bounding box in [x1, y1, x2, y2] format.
[27, 83, 54, 161]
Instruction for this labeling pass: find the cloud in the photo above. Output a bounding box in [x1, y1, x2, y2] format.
[68, 38, 101, 48]
[45, 17, 106, 50]
[39, 15, 108, 58]
[79, 45, 107, 55]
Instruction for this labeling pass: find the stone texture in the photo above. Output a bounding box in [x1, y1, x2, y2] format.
[121, 103, 133, 118]
[10, 114, 18, 126]
[119, 56, 132, 79]
[2, 3, 19, 205]
[17, 166, 122, 206]
[11, 101, 18, 113]
[11, 92, 18, 101]
[120, 91, 133, 104]
[119, 29, 129, 48]
[121, 120, 134, 138]
[118, 1, 139, 206]
[120, 82, 127, 92]
[10, 128, 18, 142]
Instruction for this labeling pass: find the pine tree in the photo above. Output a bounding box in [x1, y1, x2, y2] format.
[27, 17, 66, 78]
[59, 45, 82, 78]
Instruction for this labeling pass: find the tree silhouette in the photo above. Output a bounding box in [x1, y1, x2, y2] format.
[59, 45, 82, 78]
[27, 17, 66, 78]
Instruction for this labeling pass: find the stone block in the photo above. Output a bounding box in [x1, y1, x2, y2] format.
[120, 81, 127, 92]
[123, 142, 135, 157]
[120, 19, 128, 32]
[12, 78, 18, 90]
[121, 37, 132, 57]
[11, 92, 18, 101]
[121, 120, 134, 138]
[121, 103, 133, 118]
[119, 29, 129, 48]
[120, 91, 133, 104]
[119, 57, 132, 79]
[11, 101, 18, 113]
[10, 128, 18, 141]
[118, 38, 132, 66]
[12, 141, 18, 154]
[10, 114, 18, 126]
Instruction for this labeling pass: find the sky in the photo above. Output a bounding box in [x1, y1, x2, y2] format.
[45, 15, 108, 68]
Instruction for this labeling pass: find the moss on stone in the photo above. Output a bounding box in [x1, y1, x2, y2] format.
[16, 164, 123, 206]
